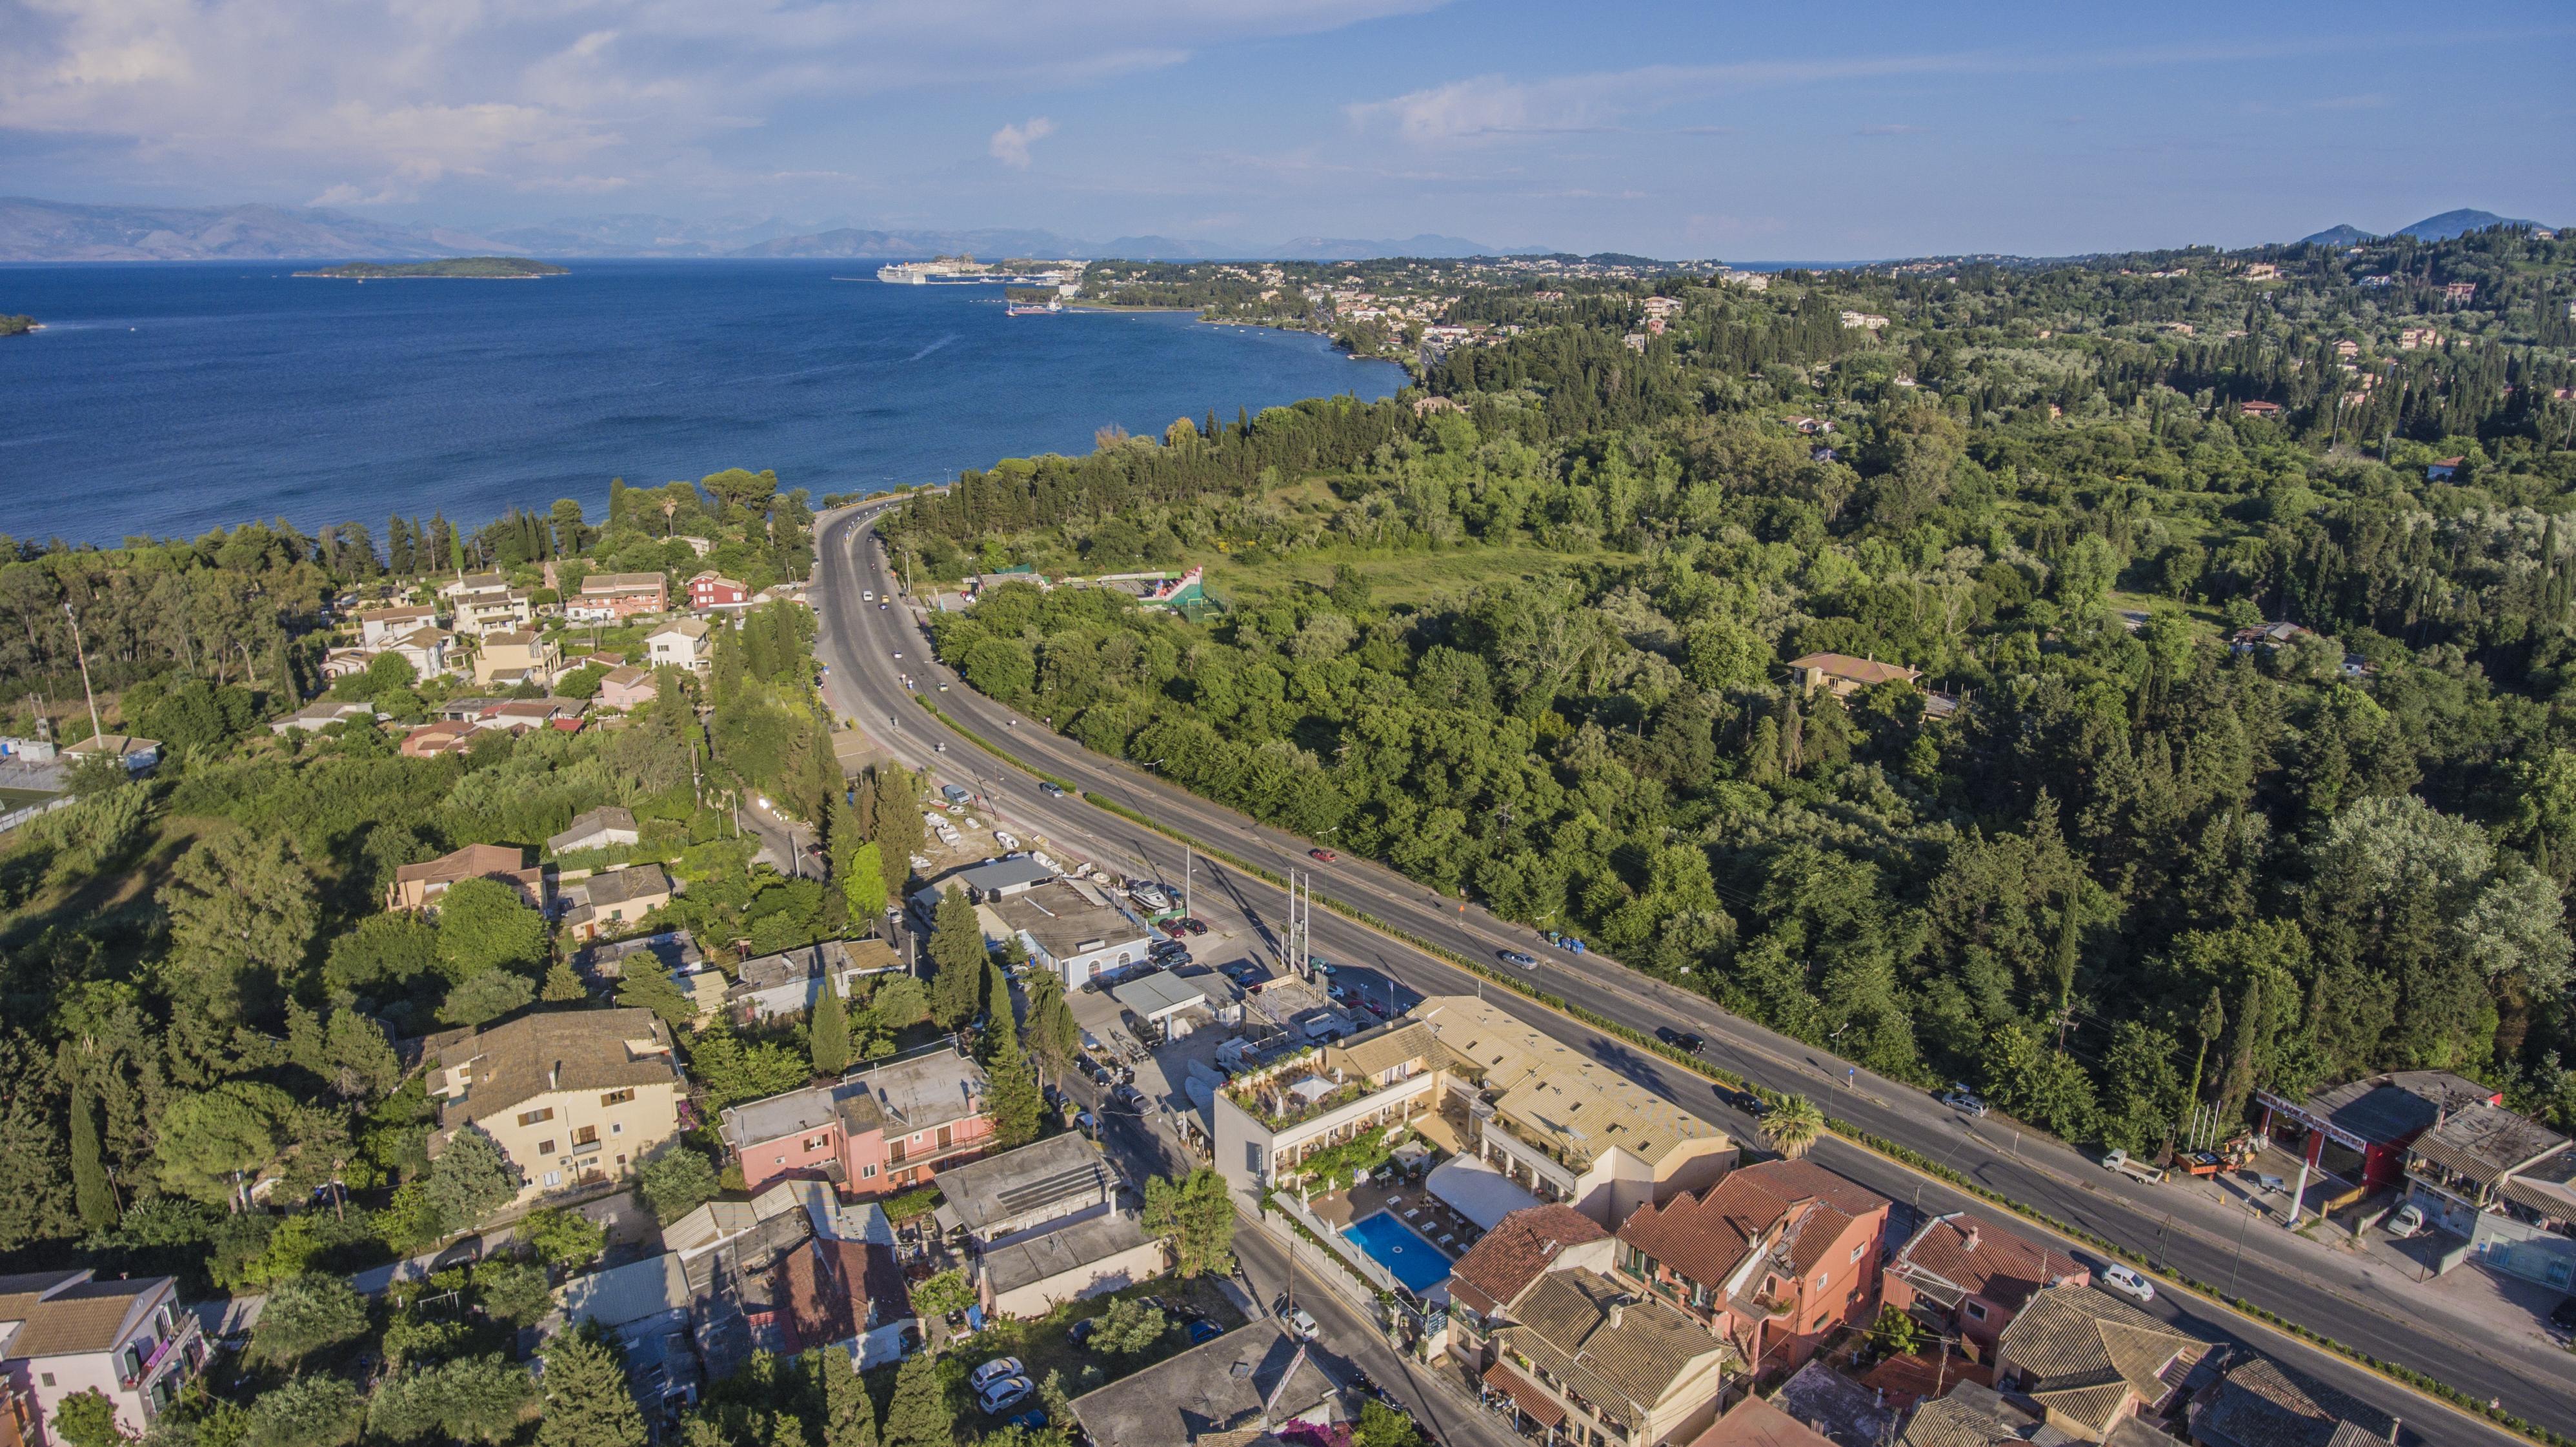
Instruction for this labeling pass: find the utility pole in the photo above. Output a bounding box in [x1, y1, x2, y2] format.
[63, 603, 103, 746]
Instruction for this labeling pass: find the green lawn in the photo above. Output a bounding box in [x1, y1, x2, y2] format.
[0, 786, 58, 811]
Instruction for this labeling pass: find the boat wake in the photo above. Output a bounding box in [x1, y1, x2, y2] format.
[905, 333, 958, 363]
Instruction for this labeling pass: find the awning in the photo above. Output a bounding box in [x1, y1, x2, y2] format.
[1425, 1155, 1543, 1230]
[1484, 1362, 1566, 1430]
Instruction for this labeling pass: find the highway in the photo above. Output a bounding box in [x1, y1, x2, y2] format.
[809, 502, 2565, 1447]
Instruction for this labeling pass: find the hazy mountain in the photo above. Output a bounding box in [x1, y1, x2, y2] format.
[1273, 233, 1551, 259]
[481, 212, 825, 257]
[2297, 209, 2548, 247]
[731, 228, 1547, 261]
[730, 227, 1094, 259]
[0, 197, 494, 261]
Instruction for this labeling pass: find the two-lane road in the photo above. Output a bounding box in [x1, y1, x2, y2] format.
[810, 503, 2564, 1447]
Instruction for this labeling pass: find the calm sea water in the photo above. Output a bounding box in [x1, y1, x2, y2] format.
[0, 261, 1404, 545]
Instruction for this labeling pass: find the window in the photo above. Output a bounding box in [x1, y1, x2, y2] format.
[937, 1124, 953, 1149]
[518, 1108, 554, 1126]
[610, 1122, 624, 1137]
[39, 1373, 54, 1388]
[1965, 1301, 1988, 1322]
[543, 1171, 563, 1187]
[1814, 1271, 1829, 1292]
[539, 1138, 558, 1155]
[616, 1154, 627, 1168]
[572, 1124, 599, 1146]
[861, 1164, 878, 1179]
[601, 1089, 634, 1106]
[1850, 1242, 1866, 1263]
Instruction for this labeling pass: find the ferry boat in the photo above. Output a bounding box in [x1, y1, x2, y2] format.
[1006, 299, 1063, 316]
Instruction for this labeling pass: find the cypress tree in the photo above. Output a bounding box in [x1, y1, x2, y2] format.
[69, 1087, 116, 1231]
[541, 958, 589, 1003]
[822, 1346, 878, 1447]
[536, 1325, 647, 1447]
[985, 1012, 1043, 1149]
[810, 978, 852, 1078]
[929, 888, 985, 1029]
[877, 1353, 947, 1447]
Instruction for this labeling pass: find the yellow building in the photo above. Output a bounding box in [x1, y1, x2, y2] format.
[473, 629, 561, 687]
[426, 1008, 687, 1204]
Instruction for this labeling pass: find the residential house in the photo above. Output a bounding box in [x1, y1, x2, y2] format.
[2243, 264, 2280, 281]
[975, 877, 1158, 989]
[2229, 621, 2313, 654]
[473, 629, 561, 688]
[720, 1044, 993, 1197]
[474, 697, 585, 733]
[1485, 1268, 1737, 1447]
[1687, 1395, 1839, 1447]
[388, 627, 454, 678]
[1070, 1321, 1343, 1446]
[1444, 1204, 1614, 1365]
[439, 571, 514, 606]
[2, 1375, 28, 1447]
[2237, 400, 2284, 418]
[454, 591, 537, 638]
[562, 864, 673, 941]
[598, 665, 659, 711]
[1614, 1159, 1893, 1378]
[2401, 1102, 2576, 1288]
[935, 854, 1057, 902]
[2188, 1354, 2397, 1447]
[548, 805, 641, 856]
[60, 734, 159, 775]
[399, 722, 473, 758]
[426, 1007, 687, 1204]
[2443, 281, 2476, 303]
[555, 1253, 700, 1412]
[648, 618, 714, 673]
[932, 1135, 1163, 1317]
[0, 1272, 203, 1444]
[2331, 339, 2359, 359]
[1216, 995, 1736, 1231]
[2397, 327, 2439, 351]
[1893, 1381, 2047, 1447]
[1786, 416, 1836, 435]
[778, 1236, 916, 1369]
[1991, 1284, 2213, 1442]
[689, 573, 752, 612]
[1786, 654, 1920, 702]
[385, 843, 545, 913]
[725, 939, 903, 1024]
[1840, 311, 1890, 329]
[2424, 456, 2464, 481]
[2253, 1070, 2497, 1199]
[569, 572, 669, 622]
[1880, 1212, 2083, 1361]
[356, 604, 438, 647]
[268, 698, 376, 735]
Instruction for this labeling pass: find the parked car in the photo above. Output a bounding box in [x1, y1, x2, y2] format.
[1657, 1027, 1705, 1054]
[1003, 1408, 1050, 1433]
[976, 1376, 1036, 1415]
[1940, 1086, 1989, 1117]
[1499, 949, 1538, 969]
[1067, 1317, 1099, 1348]
[1180, 916, 1208, 935]
[2548, 1295, 2576, 1344]
[1280, 1305, 1319, 1340]
[1309, 848, 1338, 863]
[2387, 1202, 2426, 1239]
[2093, 1264, 2155, 1305]
[1161, 918, 1191, 939]
[969, 1358, 1025, 1393]
[1184, 1319, 1224, 1344]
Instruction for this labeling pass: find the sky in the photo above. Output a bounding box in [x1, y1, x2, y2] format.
[3, 0, 2571, 259]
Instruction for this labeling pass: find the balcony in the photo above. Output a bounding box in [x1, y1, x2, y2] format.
[570, 1137, 605, 1157]
[1482, 1115, 1582, 1189]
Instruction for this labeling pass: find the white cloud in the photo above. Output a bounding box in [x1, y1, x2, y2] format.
[989, 116, 1056, 168]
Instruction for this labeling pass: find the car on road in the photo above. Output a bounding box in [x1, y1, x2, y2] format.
[938, 682, 949, 691]
[1306, 956, 1335, 976]
[1280, 1305, 1319, 1340]
[1499, 949, 1538, 969]
[880, 602, 889, 610]
[1309, 848, 1338, 862]
[863, 590, 875, 601]
[976, 1375, 1034, 1415]
[1040, 782, 1067, 797]
[892, 650, 902, 658]
[968, 1358, 1025, 1393]
[2093, 1264, 2155, 1305]
[1074, 1110, 1097, 1137]
[1657, 1027, 1704, 1054]
[1940, 1086, 1989, 1117]
[1180, 916, 1208, 935]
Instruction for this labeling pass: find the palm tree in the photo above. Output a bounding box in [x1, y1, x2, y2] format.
[1759, 1094, 1825, 1160]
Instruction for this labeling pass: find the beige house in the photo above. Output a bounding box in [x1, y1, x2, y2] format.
[427, 1008, 687, 1204]
[474, 629, 561, 687]
[563, 863, 674, 941]
[1991, 1283, 2211, 1442]
[1, 1271, 203, 1444]
[356, 603, 438, 647]
[1215, 994, 1736, 1229]
[386, 843, 546, 913]
[390, 626, 454, 678]
[1485, 1268, 1736, 1447]
[647, 618, 712, 673]
[1786, 653, 1920, 701]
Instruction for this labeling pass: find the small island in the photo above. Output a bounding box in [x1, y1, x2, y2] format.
[292, 257, 568, 280]
[0, 314, 35, 337]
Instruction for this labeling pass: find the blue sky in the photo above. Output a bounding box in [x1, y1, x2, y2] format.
[3, 0, 2570, 258]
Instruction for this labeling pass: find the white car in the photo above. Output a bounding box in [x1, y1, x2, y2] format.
[976, 1375, 1034, 1415]
[994, 831, 1020, 850]
[2094, 1264, 2155, 1304]
[864, 589, 876, 601]
[1281, 1306, 1319, 1340]
[968, 1357, 1023, 1393]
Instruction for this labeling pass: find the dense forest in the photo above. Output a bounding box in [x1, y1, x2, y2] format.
[892, 227, 2576, 1149]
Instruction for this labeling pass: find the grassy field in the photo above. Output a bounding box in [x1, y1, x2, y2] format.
[1192, 541, 1642, 611]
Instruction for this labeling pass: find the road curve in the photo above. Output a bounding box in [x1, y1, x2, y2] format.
[809, 502, 2567, 1447]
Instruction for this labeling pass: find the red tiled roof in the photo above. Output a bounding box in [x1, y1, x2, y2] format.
[1448, 1204, 1606, 1319]
[1616, 1160, 1889, 1290]
[1686, 1395, 1838, 1447]
[1482, 1362, 1566, 1429]
[1787, 654, 1919, 687]
[1889, 1213, 2082, 1317]
[780, 1239, 911, 1353]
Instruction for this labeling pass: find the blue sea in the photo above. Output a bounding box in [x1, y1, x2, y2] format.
[0, 261, 1405, 546]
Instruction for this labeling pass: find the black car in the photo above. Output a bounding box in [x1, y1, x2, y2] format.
[1657, 1027, 1706, 1054]
[1067, 1317, 1098, 1349]
[2550, 1295, 2576, 1342]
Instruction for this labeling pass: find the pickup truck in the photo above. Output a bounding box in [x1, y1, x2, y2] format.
[2101, 1148, 2168, 1186]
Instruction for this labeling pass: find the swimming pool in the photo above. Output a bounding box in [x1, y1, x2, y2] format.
[1341, 1211, 1453, 1294]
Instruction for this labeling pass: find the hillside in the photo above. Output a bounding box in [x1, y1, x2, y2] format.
[2299, 208, 2551, 247]
[0, 196, 490, 261]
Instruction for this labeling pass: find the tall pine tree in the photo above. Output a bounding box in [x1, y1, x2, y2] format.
[929, 888, 985, 1029]
[69, 1087, 116, 1231]
[984, 1014, 1043, 1149]
[822, 1346, 878, 1447]
[877, 1354, 947, 1447]
[810, 978, 852, 1078]
[536, 1325, 647, 1447]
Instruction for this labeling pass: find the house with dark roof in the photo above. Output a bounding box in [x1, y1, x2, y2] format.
[778, 1237, 915, 1368]
[1991, 1283, 2213, 1442]
[426, 1007, 686, 1204]
[0, 1271, 202, 1444]
[2400, 1101, 2576, 1286]
[1071, 1320, 1343, 1444]
[2254, 1071, 2496, 1197]
[931, 1135, 1165, 1317]
[726, 939, 903, 1024]
[2188, 1354, 2397, 1447]
[1613, 1159, 1893, 1378]
[562, 863, 673, 941]
[1486, 1268, 1738, 1447]
[548, 805, 640, 856]
[1880, 1212, 2084, 1359]
[1445, 1203, 1614, 1362]
[1893, 1381, 2046, 1447]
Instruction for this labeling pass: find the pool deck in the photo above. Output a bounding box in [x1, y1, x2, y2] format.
[1309, 1177, 1489, 1259]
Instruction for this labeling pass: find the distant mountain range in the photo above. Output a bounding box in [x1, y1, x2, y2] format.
[2297, 208, 2550, 246]
[0, 197, 1548, 263]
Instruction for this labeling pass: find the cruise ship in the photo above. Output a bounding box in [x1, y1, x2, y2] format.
[876, 258, 1086, 287]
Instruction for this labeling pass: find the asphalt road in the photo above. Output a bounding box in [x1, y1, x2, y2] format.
[810, 503, 2561, 1446]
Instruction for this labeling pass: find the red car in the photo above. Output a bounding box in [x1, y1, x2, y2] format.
[1160, 919, 1190, 940]
[1309, 848, 1338, 863]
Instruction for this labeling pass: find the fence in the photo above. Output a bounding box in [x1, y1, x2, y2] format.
[1262, 1197, 1391, 1306]
[0, 793, 74, 836]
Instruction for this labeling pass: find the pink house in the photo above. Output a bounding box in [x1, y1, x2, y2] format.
[720, 1045, 994, 1198]
[597, 665, 658, 711]
[1, 1271, 203, 1444]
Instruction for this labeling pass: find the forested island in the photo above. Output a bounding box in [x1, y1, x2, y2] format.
[0, 314, 35, 336]
[292, 257, 567, 279]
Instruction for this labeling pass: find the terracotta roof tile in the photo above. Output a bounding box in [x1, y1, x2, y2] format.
[1449, 1204, 1606, 1319]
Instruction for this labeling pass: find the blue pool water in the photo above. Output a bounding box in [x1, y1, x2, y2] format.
[1342, 1211, 1453, 1294]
